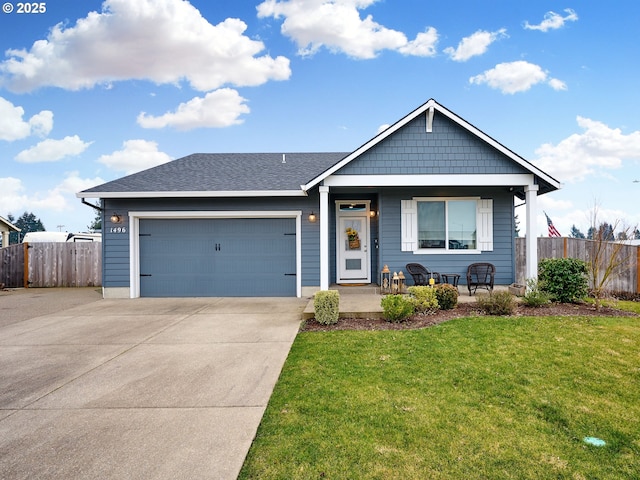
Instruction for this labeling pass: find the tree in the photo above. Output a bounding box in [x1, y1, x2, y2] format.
[586, 203, 637, 310]
[569, 225, 585, 239]
[514, 214, 520, 237]
[7, 212, 45, 243]
[87, 211, 102, 231]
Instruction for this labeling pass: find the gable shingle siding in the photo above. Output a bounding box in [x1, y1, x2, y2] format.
[335, 114, 530, 176]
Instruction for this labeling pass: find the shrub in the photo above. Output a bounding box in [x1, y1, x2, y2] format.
[408, 286, 439, 315]
[476, 291, 516, 315]
[538, 258, 588, 303]
[434, 283, 459, 310]
[380, 294, 414, 323]
[521, 278, 552, 307]
[314, 290, 340, 325]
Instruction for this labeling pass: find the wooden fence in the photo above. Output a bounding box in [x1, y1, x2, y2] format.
[516, 237, 640, 294]
[0, 242, 102, 288]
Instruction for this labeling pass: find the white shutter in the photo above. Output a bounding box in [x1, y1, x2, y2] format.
[477, 199, 493, 251]
[401, 199, 417, 251]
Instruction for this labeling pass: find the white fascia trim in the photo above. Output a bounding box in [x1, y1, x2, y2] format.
[324, 174, 536, 188]
[77, 190, 306, 199]
[128, 210, 302, 299]
[302, 99, 561, 192]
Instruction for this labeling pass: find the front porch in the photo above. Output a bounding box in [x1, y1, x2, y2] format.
[302, 283, 512, 320]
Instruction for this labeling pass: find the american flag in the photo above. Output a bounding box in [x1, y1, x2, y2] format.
[545, 211, 561, 237]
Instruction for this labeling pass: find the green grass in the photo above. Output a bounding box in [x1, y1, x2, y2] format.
[239, 314, 640, 479]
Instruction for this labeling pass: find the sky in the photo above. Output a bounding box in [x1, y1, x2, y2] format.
[1, 0, 639, 237]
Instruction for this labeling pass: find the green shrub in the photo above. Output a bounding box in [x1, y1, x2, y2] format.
[476, 291, 516, 315]
[538, 258, 588, 303]
[434, 283, 459, 310]
[408, 286, 439, 315]
[314, 290, 340, 325]
[521, 278, 552, 307]
[380, 294, 415, 323]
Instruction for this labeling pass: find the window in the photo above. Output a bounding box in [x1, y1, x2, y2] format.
[401, 197, 493, 253]
[418, 200, 476, 250]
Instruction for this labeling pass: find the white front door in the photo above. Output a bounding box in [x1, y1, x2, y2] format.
[336, 202, 371, 283]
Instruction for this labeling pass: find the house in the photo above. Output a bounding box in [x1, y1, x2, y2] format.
[78, 99, 560, 298]
[0, 215, 20, 248]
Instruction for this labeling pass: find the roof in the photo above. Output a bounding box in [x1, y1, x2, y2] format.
[80, 152, 348, 198]
[303, 98, 561, 197]
[0, 215, 20, 232]
[78, 99, 561, 200]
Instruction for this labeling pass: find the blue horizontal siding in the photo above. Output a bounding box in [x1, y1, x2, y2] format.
[377, 188, 515, 286]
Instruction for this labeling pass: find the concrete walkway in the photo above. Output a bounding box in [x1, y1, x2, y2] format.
[0, 289, 305, 480]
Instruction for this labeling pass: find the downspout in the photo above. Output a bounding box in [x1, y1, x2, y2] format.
[81, 198, 103, 213]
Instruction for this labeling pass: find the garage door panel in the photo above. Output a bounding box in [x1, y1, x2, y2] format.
[139, 218, 296, 297]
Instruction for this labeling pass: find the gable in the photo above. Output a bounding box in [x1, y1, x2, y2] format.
[335, 113, 530, 176]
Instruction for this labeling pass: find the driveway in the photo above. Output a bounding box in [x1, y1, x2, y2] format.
[0, 288, 305, 479]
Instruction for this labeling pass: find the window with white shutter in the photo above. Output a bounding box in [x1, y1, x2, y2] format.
[400, 197, 493, 253]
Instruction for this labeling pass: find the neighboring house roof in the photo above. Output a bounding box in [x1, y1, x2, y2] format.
[78, 99, 561, 200]
[80, 152, 348, 198]
[0, 215, 20, 232]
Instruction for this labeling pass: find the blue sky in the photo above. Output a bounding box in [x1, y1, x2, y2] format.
[1, 0, 639, 236]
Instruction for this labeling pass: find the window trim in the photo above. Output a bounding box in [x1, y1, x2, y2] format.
[401, 197, 493, 255]
[414, 197, 479, 254]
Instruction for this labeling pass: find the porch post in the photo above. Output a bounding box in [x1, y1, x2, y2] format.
[319, 186, 330, 290]
[525, 184, 539, 280]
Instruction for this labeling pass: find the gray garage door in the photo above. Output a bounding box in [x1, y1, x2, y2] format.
[139, 218, 296, 297]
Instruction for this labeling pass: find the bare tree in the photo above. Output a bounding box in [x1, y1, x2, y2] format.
[587, 202, 637, 310]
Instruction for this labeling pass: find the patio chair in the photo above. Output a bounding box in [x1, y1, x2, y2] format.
[466, 262, 495, 295]
[405, 263, 440, 286]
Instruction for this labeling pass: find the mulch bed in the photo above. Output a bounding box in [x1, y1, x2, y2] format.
[301, 301, 638, 332]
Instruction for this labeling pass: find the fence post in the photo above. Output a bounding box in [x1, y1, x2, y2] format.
[23, 242, 29, 288]
[637, 246, 640, 294]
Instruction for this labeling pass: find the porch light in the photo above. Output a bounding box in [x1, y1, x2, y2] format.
[110, 213, 122, 224]
[380, 265, 391, 294]
[369, 210, 377, 218]
[308, 212, 317, 223]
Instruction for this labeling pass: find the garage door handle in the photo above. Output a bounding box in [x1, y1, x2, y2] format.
[284, 273, 296, 276]
[140, 274, 152, 277]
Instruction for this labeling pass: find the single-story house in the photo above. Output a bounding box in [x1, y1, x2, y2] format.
[78, 99, 560, 298]
[0, 215, 20, 248]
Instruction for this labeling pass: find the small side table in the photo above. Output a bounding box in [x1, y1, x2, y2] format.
[440, 273, 461, 287]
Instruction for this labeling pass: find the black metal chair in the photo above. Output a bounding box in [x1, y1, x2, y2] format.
[405, 263, 440, 286]
[466, 262, 495, 295]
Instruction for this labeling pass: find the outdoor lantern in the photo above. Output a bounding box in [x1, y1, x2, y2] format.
[380, 265, 391, 294]
[308, 212, 317, 223]
[398, 271, 406, 294]
[110, 213, 122, 224]
[392, 272, 399, 293]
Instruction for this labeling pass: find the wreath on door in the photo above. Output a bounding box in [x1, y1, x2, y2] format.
[346, 227, 360, 249]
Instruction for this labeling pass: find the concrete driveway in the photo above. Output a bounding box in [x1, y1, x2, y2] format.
[0, 288, 305, 479]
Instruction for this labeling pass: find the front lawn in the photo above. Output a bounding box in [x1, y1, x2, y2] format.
[240, 314, 640, 479]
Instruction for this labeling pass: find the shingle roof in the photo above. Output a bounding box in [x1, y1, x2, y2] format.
[81, 152, 348, 196]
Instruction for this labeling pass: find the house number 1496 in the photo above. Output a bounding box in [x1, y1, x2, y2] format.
[110, 227, 127, 234]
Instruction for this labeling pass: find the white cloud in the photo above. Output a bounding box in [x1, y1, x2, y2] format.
[548, 78, 568, 91]
[469, 60, 565, 94]
[257, 0, 438, 59]
[0, 97, 53, 141]
[137, 88, 250, 130]
[524, 8, 578, 32]
[15, 135, 92, 163]
[0, 0, 291, 93]
[98, 139, 172, 174]
[534, 117, 640, 183]
[0, 172, 104, 219]
[444, 28, 508, 62]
